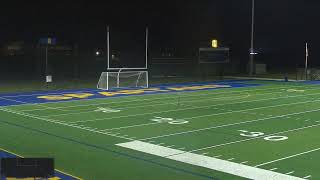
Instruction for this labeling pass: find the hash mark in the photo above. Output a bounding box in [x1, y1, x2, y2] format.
[269, 168, 278, 171]
[303, 175, 312, 179]
[285, 171, 294, 175]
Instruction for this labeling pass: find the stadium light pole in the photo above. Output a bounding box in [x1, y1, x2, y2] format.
[249, 0, 255, 76]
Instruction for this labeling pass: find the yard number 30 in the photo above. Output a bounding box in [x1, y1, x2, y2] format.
[238, 130, 288, 142]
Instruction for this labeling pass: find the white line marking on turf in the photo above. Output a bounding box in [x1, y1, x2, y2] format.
[3, 83, 312, 99]
[214, 155, 222, 158]
[72, 97, 320, 124]
[227, 158, 235, 161]
[140, 108, 320, 141]
[117, 141, 304, 180]
[183, 123, 320, 154]
[241, 161, 248, 164]
[5, 84, 319, 113]
[286, 171, 295, 175]
[101, 122, 161, 131]
[18, 87, 318, 117]
[12, 85, 295, 110]
[269, 168, 278, 171]
[0, 108, 135, 141]
[255, 147, 320, 167]
[303, 175, 311, 179]
[0, 97, 69, 112]
[12, 88, 252, 112]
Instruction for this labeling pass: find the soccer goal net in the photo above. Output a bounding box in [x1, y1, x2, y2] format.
[97, 70, 149, 90]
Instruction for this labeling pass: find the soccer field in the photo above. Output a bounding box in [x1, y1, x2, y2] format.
[0, 80, 319, 180]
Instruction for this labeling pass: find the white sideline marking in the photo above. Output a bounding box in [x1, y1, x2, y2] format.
[270, 168, 278, 171]
[255, 147, 320, 167]
[117, 141, 304, 180]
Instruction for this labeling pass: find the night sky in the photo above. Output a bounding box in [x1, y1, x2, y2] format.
[1, 0, 320, 67]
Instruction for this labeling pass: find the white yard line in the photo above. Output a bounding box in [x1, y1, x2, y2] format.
[22, 92, 253, 112]
[71, 96, 320, 124]
[0, 108, 134, 141]
[101, 122, 161, 131]
[10, 84, 314, 111]
[117, 140, 304, 180]
[0, 97, 69, 112]
[41, 93, 251, 117]
[162, 123, 320, 155]
[255, 147, 320, 167]
[139, 108, 320, 141]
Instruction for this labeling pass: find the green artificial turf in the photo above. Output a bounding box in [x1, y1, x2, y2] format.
[0, 81, 319, 179]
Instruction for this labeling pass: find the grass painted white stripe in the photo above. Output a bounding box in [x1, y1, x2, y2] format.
[9, 84, 292, 110]
[117, 141, 304, 180]
[303, 175, 311, 179]
[14, 84, 317, 112]
[140, 108, 320, 141]
[181, 123, 320, 154]
[0, 108, 134, 141]
[40, 93, 251, 117]
[255, 147, 320, 167]
[71, 95, 320, 124]
[286, 171, 295, 175]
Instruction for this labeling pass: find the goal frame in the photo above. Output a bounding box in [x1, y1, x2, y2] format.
[97, 69, 149, 91]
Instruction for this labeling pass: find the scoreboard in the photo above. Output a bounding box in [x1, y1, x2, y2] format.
[199, 47, 230, 63]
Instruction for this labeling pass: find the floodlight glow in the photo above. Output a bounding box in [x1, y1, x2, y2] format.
[96, 51, 100, 56]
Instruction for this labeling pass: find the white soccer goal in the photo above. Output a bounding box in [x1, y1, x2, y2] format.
[97, 70, 149, 90]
